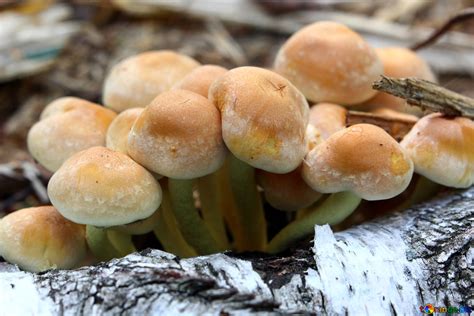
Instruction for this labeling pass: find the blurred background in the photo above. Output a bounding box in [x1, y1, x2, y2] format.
[1, 0, 474, 216]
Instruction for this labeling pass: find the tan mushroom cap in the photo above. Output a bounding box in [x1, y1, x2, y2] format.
[102, 50, 200, 112]
[372, 108, 418, 121]
[209, 66, 309, 173]
[274, 21, 382, 105]
[309, 103, 347, 140]
[48, 146, 162, 227]
[303, 124, 414, 200]
[0, 206, 87, 272]
[27, 97, 117, 172]
[257, 166, 322, 212]
[128, 89, 226, 179]
[106, 107, 144, 154]
[172, 64, 228, 97]
[363, 47, 436, 114]
[401, 113, 474, 188]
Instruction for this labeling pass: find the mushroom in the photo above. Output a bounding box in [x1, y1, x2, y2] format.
[267, 124, 414, 253]
[256, 165, 322, 212]
[0, 206, 87, 272]
[309, 103, 347, 140]
[47, 146, 162, 260]
[27, 97, 116, 172]
[362, 47, 436, 114]
[102, 50, 200, 112]
[106, 107, 144, 154]
[209, 66, 309, 251]
[128, 89, 227, 254]
[172, 64, 228, 97]
[128, 89, 226, 179]
[274, 21, 382, 105]
[401, 113, 474, 188]
[209, 66, 309, 173]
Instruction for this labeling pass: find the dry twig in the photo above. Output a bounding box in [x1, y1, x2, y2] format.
[373, 76, 474, 119]
[411, 7, 474, 50]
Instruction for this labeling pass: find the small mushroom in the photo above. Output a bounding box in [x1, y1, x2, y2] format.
[257, 165, 322, 212]
[48, 146, 162, 260]
[128, 89, 226, 179]
[106, 107, 144, 154]
[274, 21, 382, 105]
[102, 50, 200, 112]
[172, 64, 228, 97]
[303, 124, 414, 200]
[27, 97, 116, 172]
[48, 146, 162, 226]
[267, 124, 414, 253]
[0, 206, 87, 272]
[209, 66, 309, 173]
[309, 103, 347, 140]
[128, 89, 227, 254]
[401, 113, 474, 188]
[363, 47, 436, 114]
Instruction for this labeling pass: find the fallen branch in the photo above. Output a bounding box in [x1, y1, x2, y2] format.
[373, 76, 474, 118]
[1, 187, 472, 314]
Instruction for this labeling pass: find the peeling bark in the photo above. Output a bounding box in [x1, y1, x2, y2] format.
[0, 188, 472, 315]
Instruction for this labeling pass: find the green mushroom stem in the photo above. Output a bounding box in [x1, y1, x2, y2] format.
[85, 225, 122, 262]
[266, 191, 362, 254]
[107, 230, 136, 256]
[168, 178, 224, 255]
[228, 155, 267, 252]
[197, 171, 230, 249]
[394, 175, 441, 212]
[153, 188, 198, 258]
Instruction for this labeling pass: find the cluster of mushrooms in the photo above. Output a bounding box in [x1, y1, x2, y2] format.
[1, 21, 473, 273]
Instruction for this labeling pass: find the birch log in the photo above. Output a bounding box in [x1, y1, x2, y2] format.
[0, 187, 472, 315]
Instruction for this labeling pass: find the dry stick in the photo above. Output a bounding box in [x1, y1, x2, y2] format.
[346, 110, 417, 142]
[411, 7, 474, 51]
[373, 76, 474, 119]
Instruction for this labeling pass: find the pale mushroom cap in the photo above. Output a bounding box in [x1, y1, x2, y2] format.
[106, 107, 144, 154]
[274, 21, 382, 105]
[128, 89, 227, 179]
[257, 166, 322, 211]
[103, 50, 200, 112]
[209, 66, 309, 173]
[372, 108, 419, 121]
[27, 97, 117, 172]
[309, 103, 347, 140]
[401, 113, 474, 188]
[0, 206, 87, 272]
[302, 124, 414, 200]
[364, 47, 436, 114]
[48, 146, 162, 226]
[172, 64, 228, 97]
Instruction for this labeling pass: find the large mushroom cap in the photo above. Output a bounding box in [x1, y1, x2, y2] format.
[0, 206, 87, 272]
[363, 47, 436, 114]
[27, 97, 117, 172]
[209, 66, 309, 173]
[303, 124, 414, 200]
[401, 113, 474, 188]
[274, 21, 382, 105]
[128, 89, 226, 179]
[48, 146, 162, 226]
[106, 107, 144, 154]
[102, 50, 200, 112]
[172, 64, 228, 97]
